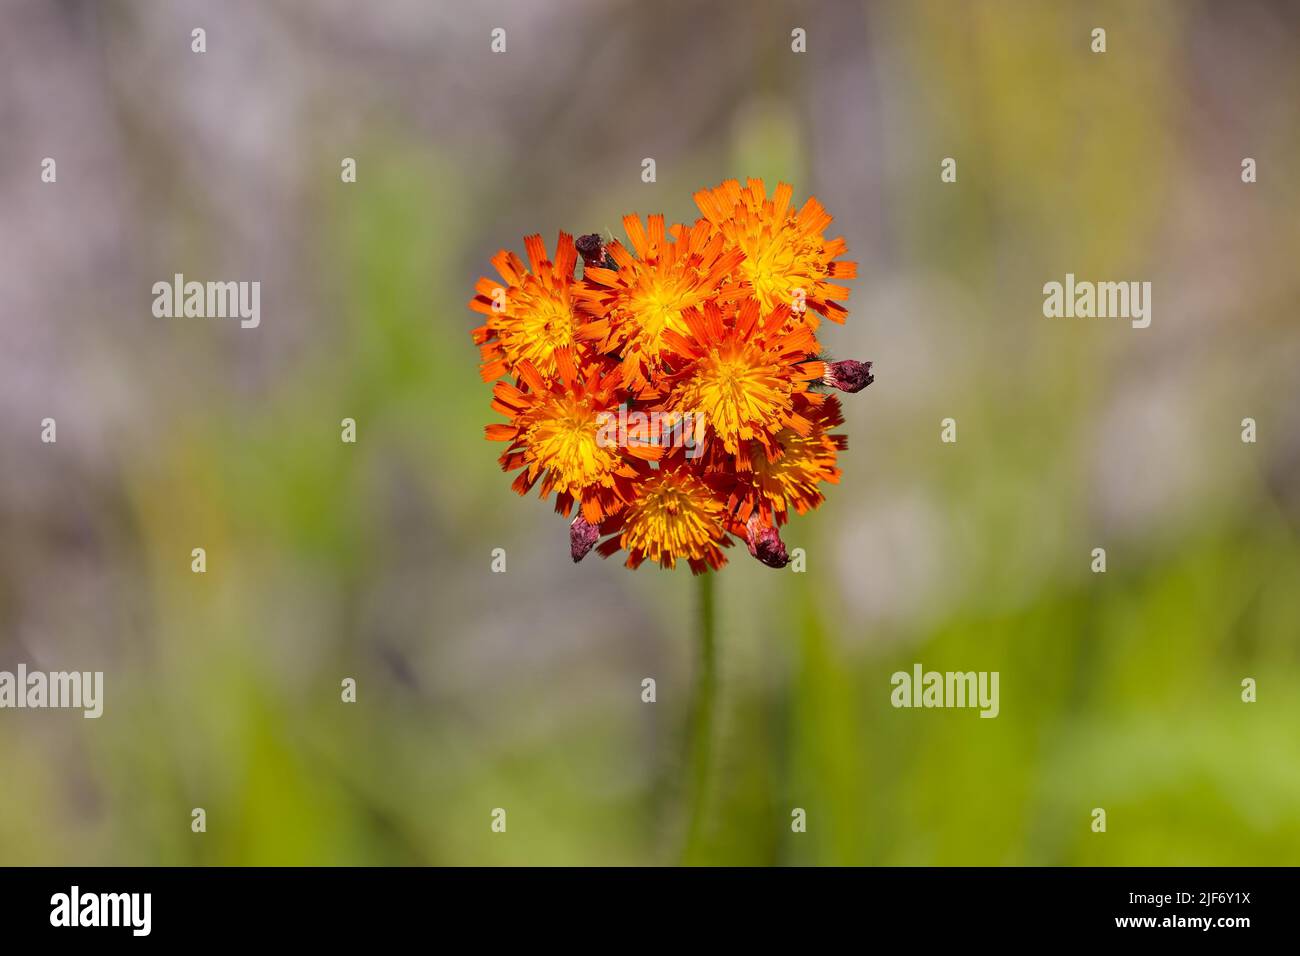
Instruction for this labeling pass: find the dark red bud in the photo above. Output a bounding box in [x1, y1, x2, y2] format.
[570, 514, 600, 562]
[823, 359, 874, 393]
[745, 515, 790, 569]
[576, 233, 616, 272]
[575, 234, 605, 269]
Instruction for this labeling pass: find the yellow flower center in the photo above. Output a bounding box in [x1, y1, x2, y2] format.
[626, 277, 693, 359]
[737, 229, 825, 313]
[751, 428, 836, 512]
[622, 471, 725, 566]
[523, 394, 621, 495]
[496, 284, 578, 377]
[674, 346, 790, 452]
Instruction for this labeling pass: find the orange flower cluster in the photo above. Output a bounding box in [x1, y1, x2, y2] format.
[469, 178, 872, 573]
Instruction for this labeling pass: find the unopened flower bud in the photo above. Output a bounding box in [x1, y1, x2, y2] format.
[745, 515, 790, 569]
[576, 233, 616, 272]
[822, 359, 874, 393]
[570, 514, 600, 562]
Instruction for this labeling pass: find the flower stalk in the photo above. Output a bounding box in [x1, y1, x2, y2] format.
[681, 570, 717, 863]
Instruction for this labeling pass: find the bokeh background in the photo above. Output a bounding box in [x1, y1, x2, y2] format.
[2, 0, 1298, 866]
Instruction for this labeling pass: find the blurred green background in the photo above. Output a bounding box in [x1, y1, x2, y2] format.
[1, 0, 1298, 865]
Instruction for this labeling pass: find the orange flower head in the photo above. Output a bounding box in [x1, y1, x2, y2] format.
[693, 178, 857, 329]
[573, 214, 743, 395]
[661, 298, 824, 456]
[486, 358, 655, 525]
[738, 396, 847, 525]
[469, 232, 586, 382]
[596, 461, 731, 573]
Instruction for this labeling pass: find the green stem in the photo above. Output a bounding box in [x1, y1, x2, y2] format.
[682, 570, 717, 863]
